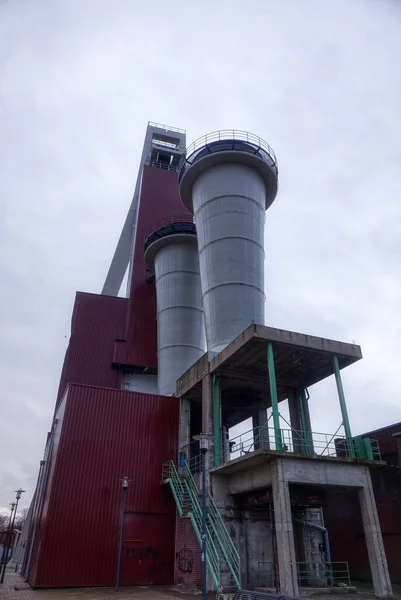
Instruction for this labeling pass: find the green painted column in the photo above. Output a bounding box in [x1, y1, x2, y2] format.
[212, 373, 221, 467]
[267, 343, 283, 451]
[298, 389, 313, 454]
[332, 355, 355, 458]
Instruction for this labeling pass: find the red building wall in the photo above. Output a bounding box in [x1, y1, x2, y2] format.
[56, 293, 128, 409]
[326, 423, 401, 583]
[123, 165, 192, 369]
[28, 384, 179, 587]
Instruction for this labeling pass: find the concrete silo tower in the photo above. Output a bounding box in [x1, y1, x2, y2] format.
[179, 130, 278, 355]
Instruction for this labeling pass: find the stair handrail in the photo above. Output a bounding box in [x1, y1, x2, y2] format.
[163, 461, 222, 591]
[181, 464, 222, 574]
[207, 493, 241, 587]
[184, 461, 241, 589]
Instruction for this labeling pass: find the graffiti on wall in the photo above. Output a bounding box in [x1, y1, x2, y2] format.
[176, 545, 194, 574]
[125, 546, 166, 578]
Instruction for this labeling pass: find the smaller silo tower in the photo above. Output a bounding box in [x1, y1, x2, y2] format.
[179, 130, 278, 355]
[144, 217, 206, 396]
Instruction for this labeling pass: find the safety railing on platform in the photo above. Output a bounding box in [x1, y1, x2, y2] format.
[257, 561, 276, 587]
[148, 121, 186, 134]
[181, 426, 381, 474]
[183, 130, 277, 170]
[256, 561, 351, 589]
[296, 561, 351, 587]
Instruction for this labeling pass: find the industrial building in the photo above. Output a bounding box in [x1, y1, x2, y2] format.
[15, 123, 393, 597]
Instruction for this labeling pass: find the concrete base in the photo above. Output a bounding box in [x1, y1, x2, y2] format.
[210, 455, 393, 599]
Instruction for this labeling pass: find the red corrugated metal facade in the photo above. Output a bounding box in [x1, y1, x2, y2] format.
[56, 293, 128, 408]
[28, 384, 179, 587]
[25, 160, 190, 587]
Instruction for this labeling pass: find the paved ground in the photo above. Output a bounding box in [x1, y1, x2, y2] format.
[0, 573, 205, 600]
[1, 572, 400, 600]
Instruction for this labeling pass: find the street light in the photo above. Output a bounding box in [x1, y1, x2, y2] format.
[115, 477, 131, 591]
[0, 503, 16, 579]
[1, 489, 26, 583]
[0, 487, 25, 585]
[193, 433, 213, 600]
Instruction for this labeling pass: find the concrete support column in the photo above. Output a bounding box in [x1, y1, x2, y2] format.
[201, 374, 213, 481]
[252, 408, 270, 450]
[271, 459, 299, 597]
[202, 374, 213, 436]
[288, 389, 313, 454]
[359, 471, 392, 598]
[288, 390, 303, 453]
[179, 398, 191, 452]
[178, 398, 191, 476]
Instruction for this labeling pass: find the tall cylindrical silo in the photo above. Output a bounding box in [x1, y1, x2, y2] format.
[179, 131, 278, 355]
[144, 218, 206, 396]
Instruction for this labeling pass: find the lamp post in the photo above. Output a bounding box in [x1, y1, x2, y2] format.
[115, 476, 130, 591]
[193, 433, 213, 600]
[0, 503, 16, 582]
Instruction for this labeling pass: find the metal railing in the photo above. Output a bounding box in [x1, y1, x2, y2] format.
[162, 460, 241, 591]
[145, 157, 180, 171]
[148, 121, 186, 134]
[162, 461, 222, 591]
[257, 561, 276, 587]
[183, 461, 241, 589]
[297, 561, 351, 587]
[256, 561, 351, 589]
[144, 214, 194, 243]
[182, 130, 278, 173]
[181, 426, 381, 474]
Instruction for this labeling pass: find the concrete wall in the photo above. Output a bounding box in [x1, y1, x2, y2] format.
[241, 509, 273, 588]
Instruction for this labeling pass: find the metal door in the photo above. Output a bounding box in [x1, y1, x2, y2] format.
[120, 512, 174, 585]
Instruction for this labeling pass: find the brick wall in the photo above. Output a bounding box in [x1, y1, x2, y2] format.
[174, 513, 201, 587]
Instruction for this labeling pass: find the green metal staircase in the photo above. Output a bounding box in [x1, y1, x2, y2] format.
[162, 460, 241, 592]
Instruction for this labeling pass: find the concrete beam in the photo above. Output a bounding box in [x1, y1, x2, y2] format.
[359, 469, 392, 598]
[176, 353, 209, 397]
[253, 324, 362, 361]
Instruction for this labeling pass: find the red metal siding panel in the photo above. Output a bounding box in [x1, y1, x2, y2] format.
[121, 513, 175, 585]
[56, 293, 128, 408]
[27, 395, 69, 585]
[33, 384, 179, 587]
[124, 165, 191, 368]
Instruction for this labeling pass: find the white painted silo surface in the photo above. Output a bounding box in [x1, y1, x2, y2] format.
[192, 162, 266, 354]
[154, 240, 206, 395]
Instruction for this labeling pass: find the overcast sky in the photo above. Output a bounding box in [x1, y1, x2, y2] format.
[1, 0, 401, 511]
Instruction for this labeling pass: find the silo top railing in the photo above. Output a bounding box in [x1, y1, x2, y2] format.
[180, 129, 278, 178]
[144, 214, 196, 255]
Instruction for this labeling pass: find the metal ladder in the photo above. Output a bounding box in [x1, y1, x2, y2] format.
[162, 460, 241, 592]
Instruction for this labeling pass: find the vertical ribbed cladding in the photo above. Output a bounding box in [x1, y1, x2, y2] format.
[179, 131, 278, 355]
[144, 218, 206, 395]
[31, 384, 179, 587]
